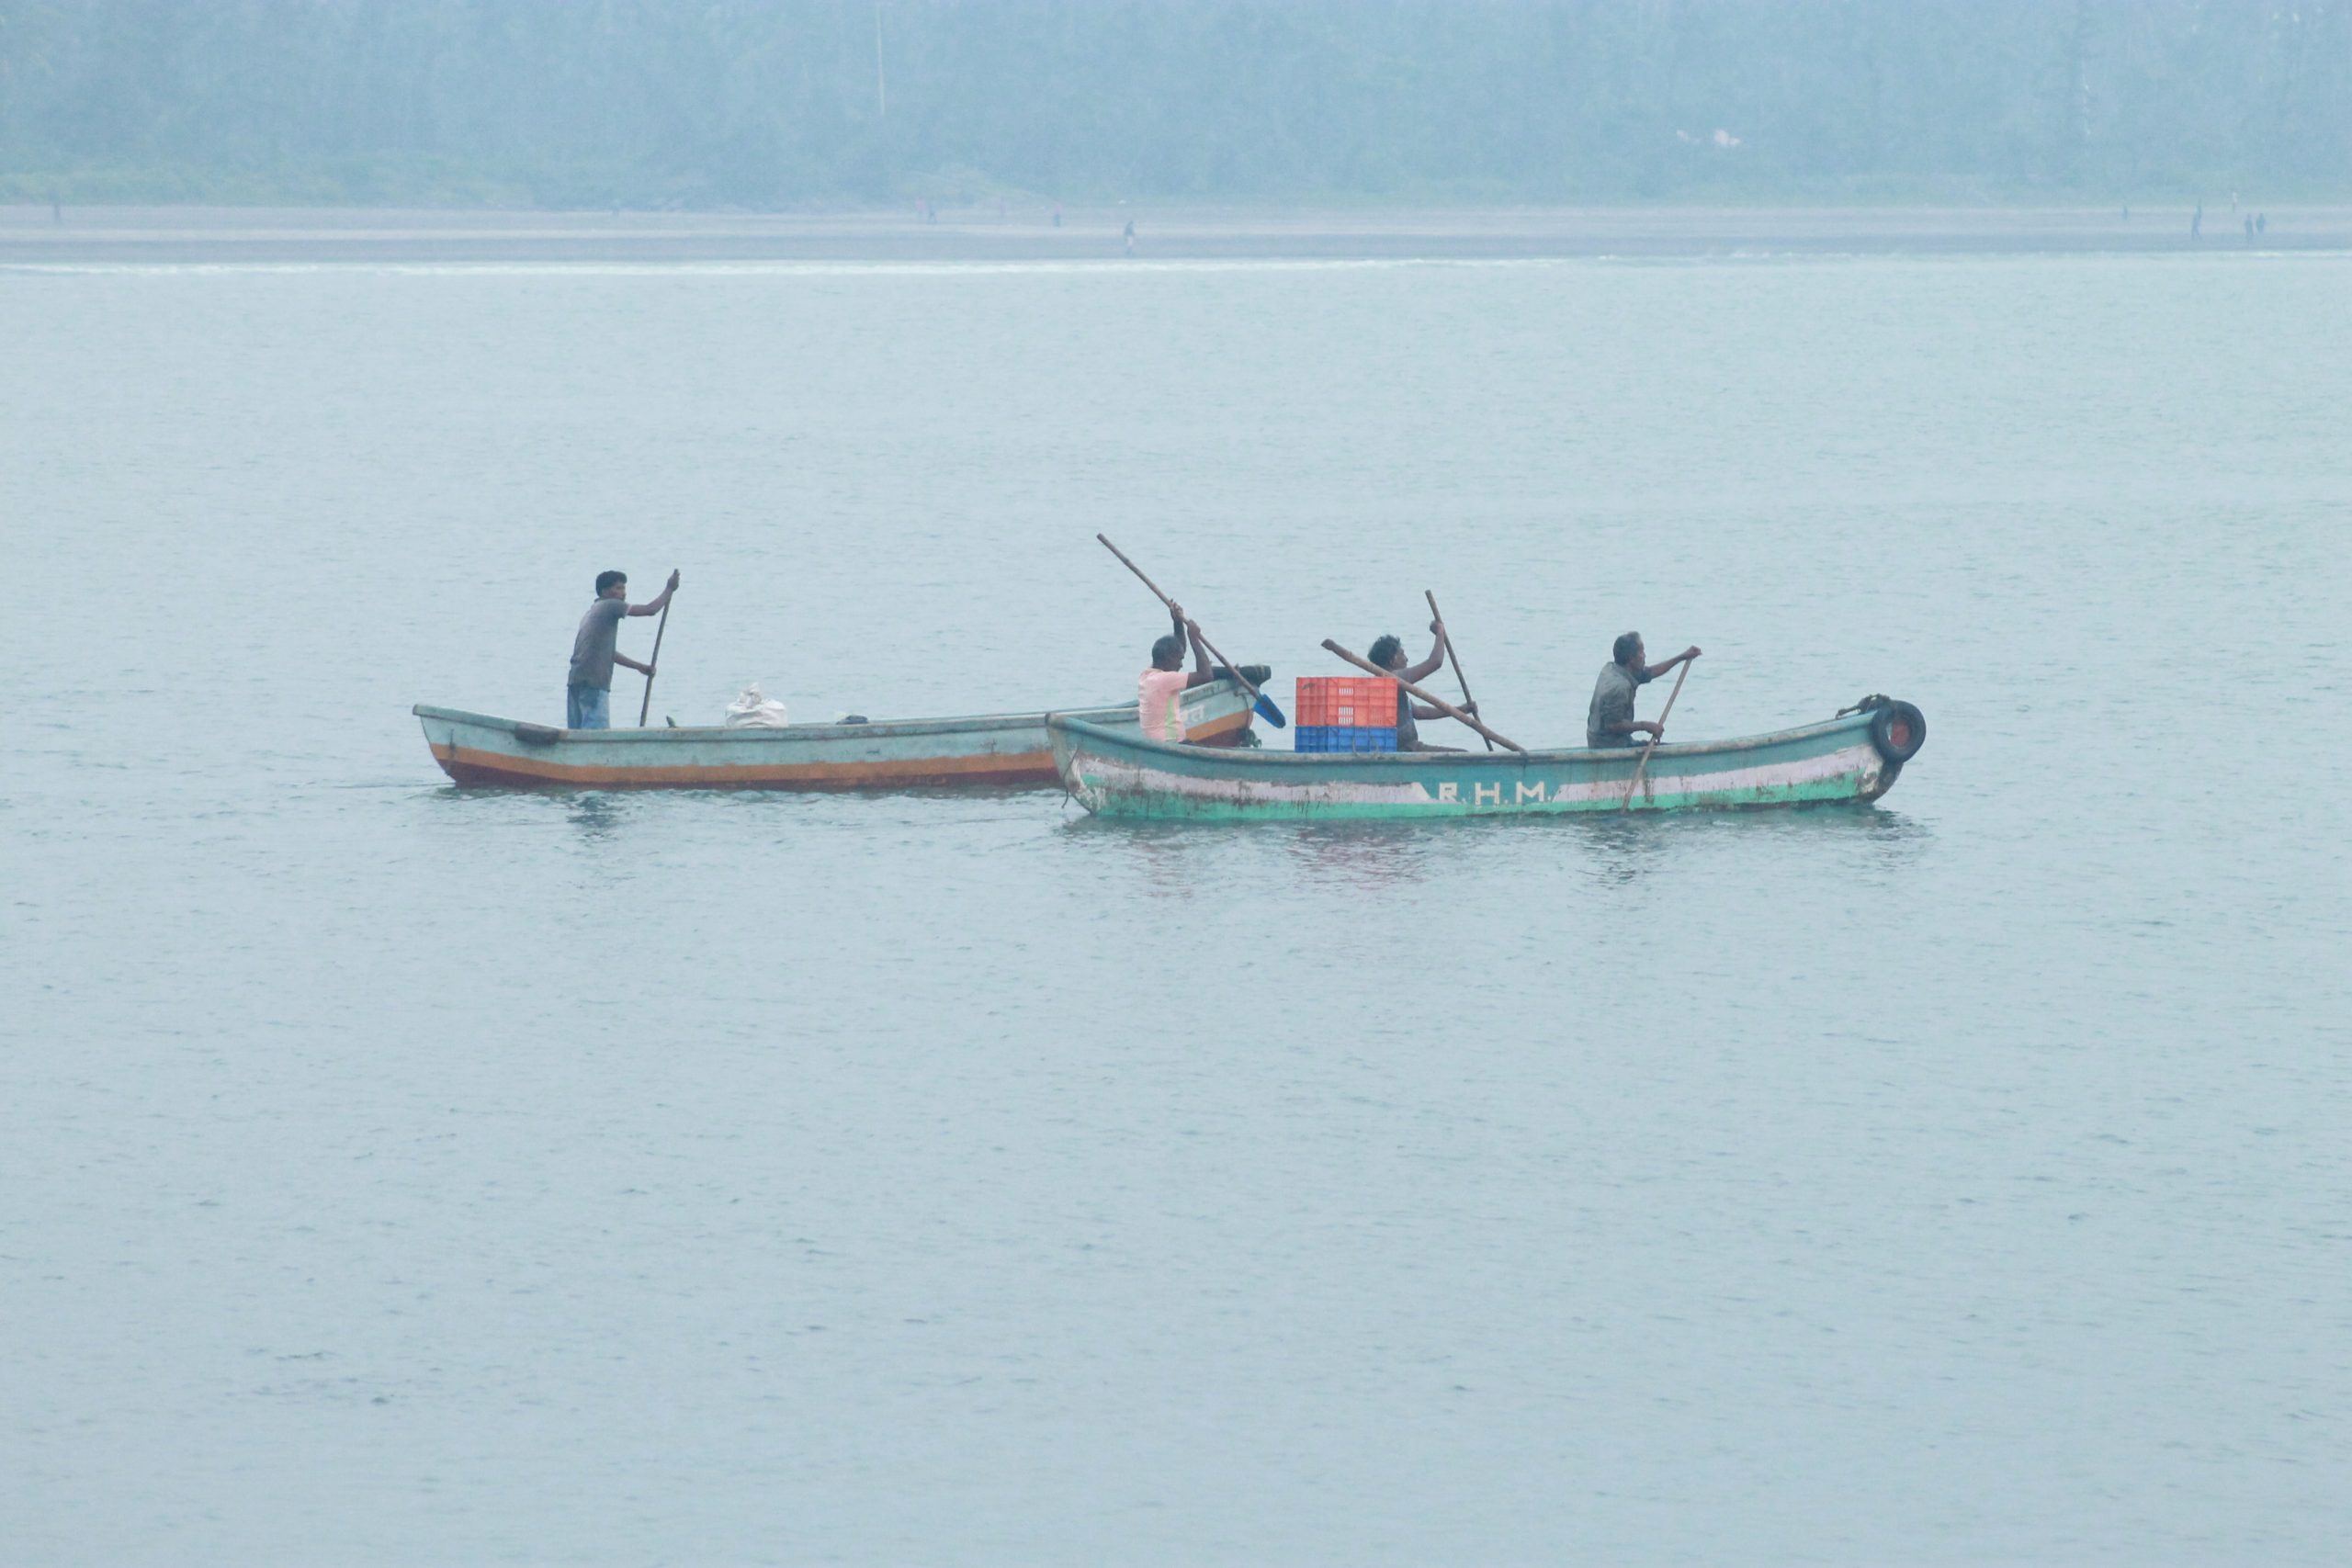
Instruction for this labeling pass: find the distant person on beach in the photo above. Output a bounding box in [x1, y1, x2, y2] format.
[1123, 219, 1136, 256]
[568, 569, 679, 729]
[1371, 623, 1467, 751]
[1052, 204, 1063, 228]
[2192, 204, 2202, 238]
[1587, 632, 1701, 750]
[1139, 603, 1215, 742]
[2257, 213, 2267, 235]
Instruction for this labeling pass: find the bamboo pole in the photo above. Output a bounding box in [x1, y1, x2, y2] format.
[1321, 639, 1525, 753]
[637, 596, 673, 727]
[1095, 534, 1273, 716]
[1620, 658, 1694, 810]
[1424, 590, 1493, 751]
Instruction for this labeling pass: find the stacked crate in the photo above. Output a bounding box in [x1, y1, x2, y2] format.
[1294, 676, 1400, 752]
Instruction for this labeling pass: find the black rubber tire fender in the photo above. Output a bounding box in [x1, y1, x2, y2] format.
[1869, 701, 1927, 764]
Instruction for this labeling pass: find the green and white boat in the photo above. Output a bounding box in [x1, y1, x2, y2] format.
[1047, 699, 1925, 820]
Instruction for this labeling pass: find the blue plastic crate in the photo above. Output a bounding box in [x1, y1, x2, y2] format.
[1294, 725, 1398, 753]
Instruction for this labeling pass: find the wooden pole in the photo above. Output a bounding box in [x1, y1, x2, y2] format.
[1425, 590, 1493, 752]
[1321, 639, 1525, 753]
[637, 598, 673, 727]
[1095, 534, 1270, 713]
[1620, 658, 1694, 810]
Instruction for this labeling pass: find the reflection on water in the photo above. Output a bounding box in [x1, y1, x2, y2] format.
[1278, 821, 1442, 890]
[1067, 814, 1447, 892]
[567, 792, 625, 843]
[1061, 816, 1222, 898]
[1065, 800, 1928, 896]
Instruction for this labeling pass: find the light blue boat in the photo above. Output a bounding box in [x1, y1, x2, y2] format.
[1047, 699, 1925, 820]
[415, 675, 1260, 790]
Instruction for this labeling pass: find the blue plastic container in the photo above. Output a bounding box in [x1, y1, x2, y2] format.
[1294, 725, 1398, 754]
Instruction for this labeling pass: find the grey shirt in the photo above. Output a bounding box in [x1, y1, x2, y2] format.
[568, 597, 628, 690]
[1586, 660, 1652, 748]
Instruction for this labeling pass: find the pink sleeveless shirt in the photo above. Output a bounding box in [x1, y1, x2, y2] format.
[1137, 668, 1190, 741]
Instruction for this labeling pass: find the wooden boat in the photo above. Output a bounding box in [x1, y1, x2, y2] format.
[1047, 698, 1926, 820]
[415, 675, 1258, 790]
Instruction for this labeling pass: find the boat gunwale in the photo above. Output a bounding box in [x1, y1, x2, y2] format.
[415, 695, 1158, 746]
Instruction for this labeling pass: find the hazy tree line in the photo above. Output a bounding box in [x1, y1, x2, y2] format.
[2, 0, 2346, 206]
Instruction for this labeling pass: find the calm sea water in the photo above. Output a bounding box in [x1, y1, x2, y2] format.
[5, 252, 2348, 1565]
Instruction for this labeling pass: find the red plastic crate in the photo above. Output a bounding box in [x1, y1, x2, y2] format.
[1295, 676, 1398, 729]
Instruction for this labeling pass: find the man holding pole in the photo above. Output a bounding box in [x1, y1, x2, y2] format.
[567, 568, 679, 729]
[1587, 632, 1699, 749]
[1138, 602, 1216, 741]
[1371, 619, 1474, 751]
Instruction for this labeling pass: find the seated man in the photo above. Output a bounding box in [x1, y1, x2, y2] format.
[1371, 619, 1470, 751]
[567, 568, 679, 729]
[1587, 631, 1700, 749]
[1138, 602, 1216, 741]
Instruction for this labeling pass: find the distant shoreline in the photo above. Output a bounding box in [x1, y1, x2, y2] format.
[4, 203, 2344, 264]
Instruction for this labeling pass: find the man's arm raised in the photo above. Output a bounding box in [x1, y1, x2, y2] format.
[628, 568, 682, 616]
[1183, 615, 1217, 689]
[1641, 644, 1701, 680]
[1404, 618, 1449, 683]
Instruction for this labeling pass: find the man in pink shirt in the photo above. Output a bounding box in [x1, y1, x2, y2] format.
[1138, 602, 1216, 742]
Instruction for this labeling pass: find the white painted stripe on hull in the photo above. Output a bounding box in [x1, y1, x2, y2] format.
[1075, 740, 1880, 809]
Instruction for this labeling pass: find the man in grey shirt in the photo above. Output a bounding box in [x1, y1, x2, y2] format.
[567, 568, 679, 728]
[1587, 630, 1700, 749]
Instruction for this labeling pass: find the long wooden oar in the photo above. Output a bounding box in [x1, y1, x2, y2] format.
[1424, 590, 1492, 752]
[1620, 658, 1694, 810]
[1096, 534, 1285, 728]
[637, 597, 673, 727]
[1321, 639, 1524, 752]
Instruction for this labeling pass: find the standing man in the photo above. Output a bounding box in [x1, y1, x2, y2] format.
[567, 569, 678, 728]
[1587, 632, 1700, 749]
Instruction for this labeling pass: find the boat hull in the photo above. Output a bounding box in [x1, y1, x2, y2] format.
[1048, 705, 1913, 820]
[416, 680, 1254, 791]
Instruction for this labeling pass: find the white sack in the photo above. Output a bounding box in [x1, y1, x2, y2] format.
[723, 683, 790, 728]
